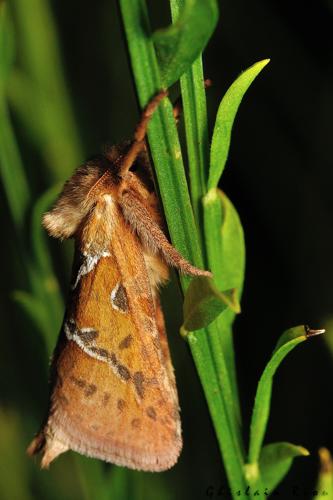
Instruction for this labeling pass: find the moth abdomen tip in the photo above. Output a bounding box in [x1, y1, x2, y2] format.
[27, 431, 69, 469]
[26, 433, 45, 457]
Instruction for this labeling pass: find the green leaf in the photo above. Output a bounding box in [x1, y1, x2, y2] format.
[0, 3, 14, 86]
[183, 278, 240, 332]
[13, 290, 50, 339]
[9, 0, 83, 181]
[153, 0, 218, 87]
[0, 410, 34, 500]
[259, 442, 309, 492]
[0, 4, 30, 231]
[31, 183, 61, 276]
[30, 183, 64, 327]
[204, 189, 245, 294]
[182, 276, 239, 332]
[248, 325, 324, 465]
[108, 468, 173, 500]
[208, 59, 270, 190]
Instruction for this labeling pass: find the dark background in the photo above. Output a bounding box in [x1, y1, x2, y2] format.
[1, 1, 333, 498]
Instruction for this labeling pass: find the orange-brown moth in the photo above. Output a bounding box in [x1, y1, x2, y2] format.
[28, 90, 211, 472]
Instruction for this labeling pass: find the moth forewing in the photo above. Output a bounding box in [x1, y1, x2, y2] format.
[28, 91, 211, 471]
[30, 195, 182, 471]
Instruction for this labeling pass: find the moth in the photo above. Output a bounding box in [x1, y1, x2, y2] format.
[27, 90, 211, 472]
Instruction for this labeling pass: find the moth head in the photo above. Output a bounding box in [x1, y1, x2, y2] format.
[44, 91, 166, 239]
[107, 143, 155, 198]
[43, 145, 155, 240]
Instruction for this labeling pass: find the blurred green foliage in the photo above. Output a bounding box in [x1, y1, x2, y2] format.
[0, 0, 332, 499]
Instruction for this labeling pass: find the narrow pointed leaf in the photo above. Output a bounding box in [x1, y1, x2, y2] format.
[153, 0, 218, 87]
[248, 325, 323, 464]
[208, 59, 270, 189]
[13, 290, 50, 340]
[259, 442, 309, 492]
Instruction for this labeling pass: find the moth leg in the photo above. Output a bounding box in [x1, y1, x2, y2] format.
[120, 190, 212, 278]
[120, 90, 168, 176]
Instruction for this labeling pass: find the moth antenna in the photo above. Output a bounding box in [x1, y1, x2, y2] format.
[120, 191, 212, 278]
[120, 90, 168, 176]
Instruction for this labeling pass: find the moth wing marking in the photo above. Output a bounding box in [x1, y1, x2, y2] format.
[30, 197, 181, 471]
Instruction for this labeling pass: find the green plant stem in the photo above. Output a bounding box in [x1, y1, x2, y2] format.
[178, 59, 209, 245]
[119, 0, 203, 275]
[170, 3, 208, 194]
[188, 331, 245, 491]
[206, 322, 244, 456]
[119, 1, 247, 494]
[203, 189, 243, 423]
[171, 0, 210, 243]
[170, 3, 243, 453]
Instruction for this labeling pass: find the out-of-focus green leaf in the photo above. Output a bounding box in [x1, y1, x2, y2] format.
[208, 59, 270, 190]
[9, 0, 83, 181]
[109, 468, 173, 500]
[0, 3, 14, 86]
[12, 290, 50, 340]
[323, 318, 333, 361]
[259, 442, 309, 492]
[72, 455, 109, 500]
[0, 4, 30, 230]
[317, 448, 333, 498]
[182, 276, 239, 332]
[8, 71, 46, 147]
[153, 0, 218, 87]
[19, 185, 64, 352]
[248, 325, 323, 464]
[31, 183, 61, 281]
[0, 410, 33, 500]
